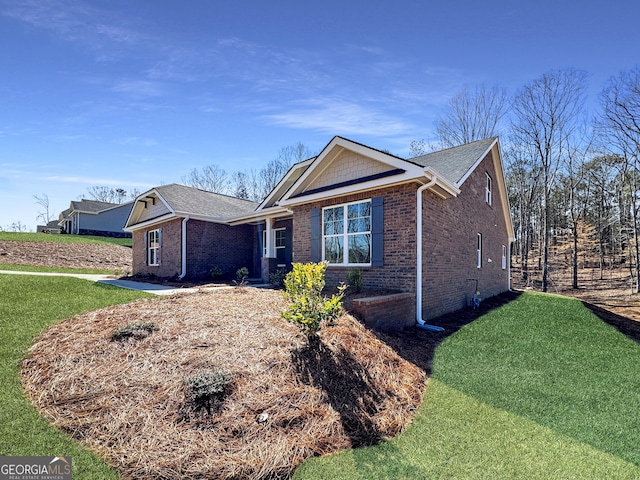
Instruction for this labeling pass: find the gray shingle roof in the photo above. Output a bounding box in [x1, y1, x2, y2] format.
[155, 184, 258, 218]
[407, 137, 497, 185]
[70, 199, 119, 214]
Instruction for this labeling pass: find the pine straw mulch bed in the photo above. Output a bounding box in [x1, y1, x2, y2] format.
[21, 287, 427, 480]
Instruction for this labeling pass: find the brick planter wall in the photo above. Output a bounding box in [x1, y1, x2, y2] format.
[350, 292, 416, 332]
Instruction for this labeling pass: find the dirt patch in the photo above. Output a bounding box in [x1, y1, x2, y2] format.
[0, 240, 132, 272]
[21, 288, 426, 480]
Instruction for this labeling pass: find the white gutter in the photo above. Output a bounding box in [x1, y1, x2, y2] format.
[416, 176, 445, 332]
[178, 216, 190, 280]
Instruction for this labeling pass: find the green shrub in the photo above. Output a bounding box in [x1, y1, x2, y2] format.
[233, 266, 250, 288]
[236, 267, 249, 280]
[111, 321, 156, 341]
[269, 268, 288, 288]
[281, 261, 346, 339]
[209, 266, 223, 280]
[346, 268, 363, 293]
[183, 368, 234, 413]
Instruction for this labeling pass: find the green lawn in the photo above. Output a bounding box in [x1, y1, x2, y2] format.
[0, 264, 118, 274]
[0, 231, 132, 247]
[294, 291, 640, 479]
[0, 274, 151, 478]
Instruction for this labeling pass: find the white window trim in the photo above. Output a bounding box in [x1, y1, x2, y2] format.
[148, 228, 160, 266]
[486, 173, 493, 206]
[322, 199, 372, 267]
[262, 229, 268, 258]
[275, 227, 286, 267]
[502, 244, 507, 270]
[477, 233, 482, 269]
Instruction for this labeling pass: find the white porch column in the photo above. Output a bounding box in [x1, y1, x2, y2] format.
[265, 217, 275, 258]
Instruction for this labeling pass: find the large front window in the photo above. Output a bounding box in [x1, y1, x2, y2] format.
[323, 200, 371, 265]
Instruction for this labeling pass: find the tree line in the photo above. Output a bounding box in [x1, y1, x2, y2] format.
[422, 67, 640, 294]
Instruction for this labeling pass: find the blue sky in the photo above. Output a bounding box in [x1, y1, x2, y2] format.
[1, 0, 638, 231]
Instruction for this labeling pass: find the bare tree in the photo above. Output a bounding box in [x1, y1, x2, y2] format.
[183, 142, 314, 201]
[597, 69, 640, 291]
[504, 141, 543, 284]
[563, 123, 595, 288]
[435, 84, 508, 148]
[10, 221, 27, 232]
[33, 193, 52, 224]
[86, 186, 114, 202]
[182, 164, 228, 193]
[597, 67, 640, 293]
[258, 142, 313, 201]
[86, 186, 138, 203]
[511, 69, 588, 292]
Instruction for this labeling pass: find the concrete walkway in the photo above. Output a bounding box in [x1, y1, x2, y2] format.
[0, 270, 197, 295]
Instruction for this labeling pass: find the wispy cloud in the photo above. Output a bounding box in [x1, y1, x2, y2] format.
[43, 174, 153, 188]
[111, 79, 167, 98]
[2, 0, 145, 48]
[264, 99, 415, 137]
[120, 137, 159, 148]
[46, 134, 89, 142]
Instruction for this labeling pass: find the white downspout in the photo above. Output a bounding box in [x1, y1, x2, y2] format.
[416, 177, 445, 332]
[508, 240, 513, 291]
[178, 216, 190, 280]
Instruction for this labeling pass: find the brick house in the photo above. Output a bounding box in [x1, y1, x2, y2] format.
[125, 136, 514, 328]
[124, 184, 259, 279]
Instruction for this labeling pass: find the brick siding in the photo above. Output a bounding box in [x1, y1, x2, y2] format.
[422, 150, 510, 320]
[131, 218, 256, 280]
[291, 182, 418, 293]
[185, 220, 255, 279]
[132, 218, 182, 278]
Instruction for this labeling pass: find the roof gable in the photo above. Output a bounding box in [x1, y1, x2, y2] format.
[278, 136, 424, 206]
[125, 183, 258, 230]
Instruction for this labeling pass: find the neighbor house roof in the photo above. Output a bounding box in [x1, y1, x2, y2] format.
[407, 137, 497, 186]
[69, 199, 120, 214]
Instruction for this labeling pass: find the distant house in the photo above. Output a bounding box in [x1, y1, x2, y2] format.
[36, 221, 62, 234]
[58, 199, 133, 238]
[125, 136, 514, 329]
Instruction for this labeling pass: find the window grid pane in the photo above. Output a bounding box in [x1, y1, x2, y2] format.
[323, 201, 372, 265]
